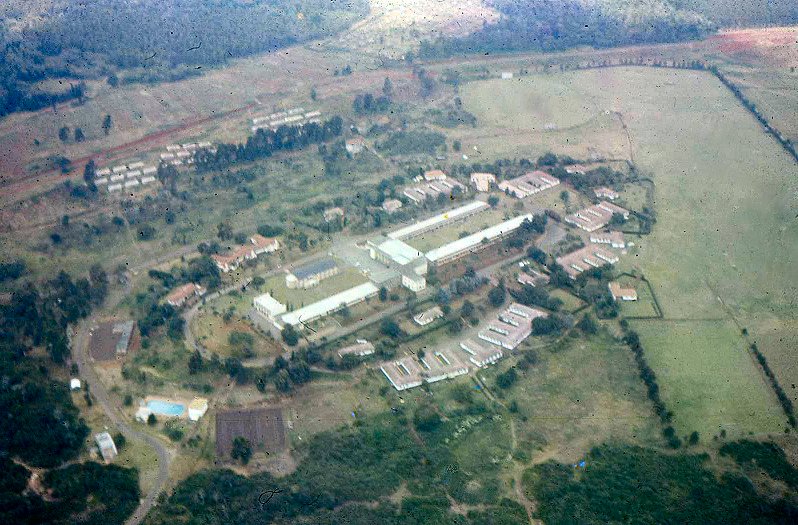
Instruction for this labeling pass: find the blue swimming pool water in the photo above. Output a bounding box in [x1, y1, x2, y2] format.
[147, 400, 185, 417]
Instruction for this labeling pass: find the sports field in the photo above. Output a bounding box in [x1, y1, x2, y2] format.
[461, 67, 797, 437]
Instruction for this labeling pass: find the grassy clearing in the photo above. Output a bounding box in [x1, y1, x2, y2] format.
[481, 331, 662, 461]
[616, 274, 659, 318]
[631, 319, 784, 437]
[549, 288, 586, 314]
[262, 266, 368, 308]
[406, 206, 514, 252]
[461, 66, 797, 436]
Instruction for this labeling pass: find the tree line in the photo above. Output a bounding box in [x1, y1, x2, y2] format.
[193, 116, 343, 173]
[749, 342, 796, 428]
[418, 0, 713, 60]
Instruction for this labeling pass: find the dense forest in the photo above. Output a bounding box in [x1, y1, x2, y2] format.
[0, 0, 368, 117]
[419, 0, 714, 58]
[0, 269, 141, 524]
[526, 443, 798, 524]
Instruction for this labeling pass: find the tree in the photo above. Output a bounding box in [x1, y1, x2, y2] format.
[496, 367, 518, 389]
[231, 436, 252, 465]
[488, 282, 506, 307]
[83, 159, 97, 191]
[274, 369, 292, 392]
[58, 126, 70, 142]
[217, 222, 233, 241]
[282, 325, 299, 346]
[74, 127, 85, 142]
[576, 313, 598, 334]
[114, 432, 126, 451]
[610, 213, 627, 227]
[453, 140, 461, 152]
[147, 413, 157, 426]
[688, 431, 700, 446]
[487, 195, 500, 208]
[461, 300, 475, 319]
[560, 190, 569, 204]
[188, 350, 203, 374]
[102, 114, 113, 135]
[107, 74, 119, 87]
[380, 318, 402, 338]
[378, 286, 388, 302]
[310, 87, 317, 101]
[382, 77, 393, 98]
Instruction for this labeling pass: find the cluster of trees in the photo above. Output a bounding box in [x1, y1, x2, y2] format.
[418, 0, 713, 59]
[0, 457, 140, 524]
[148, 254, 221, 290]
[377, 130, 446, 156]
[710, 66, 798, 163]
[719, 440, 798, 489]
[194, 116, 343, 173]
[257, 349, 319, 394]
[352, 92, 391, 115]
[145, 412, 528, 524]
[623, 330, 679, 447]
[2, 268, 108, 363]
[527, 444, 798, 525]
[0, 260, 26, 282]
[131, 289, 184, 341]
[552, 165, 625, 192]
[0, 0, 369, 117]
[511, 284, 563, 312]
[749, 342, 796, 428]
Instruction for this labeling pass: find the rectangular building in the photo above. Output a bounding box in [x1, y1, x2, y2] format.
[165, 283, 206, 308]
[387, 201, 487, 241]
[338, 339, 375, 358]
[425, 214, 534, 265]
[380, 356, 424, 391]
[498, 171, 560, 199]
[419, 350, 469, 383]
[565, 201, 629, 232]
[286, 258, 339, 289]
[280, 283, 379, 329]
[460, 339, 503, 368]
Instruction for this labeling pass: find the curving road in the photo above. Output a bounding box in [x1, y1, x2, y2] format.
[73, 319, 171, 525]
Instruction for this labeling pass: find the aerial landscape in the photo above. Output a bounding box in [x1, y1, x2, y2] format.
[0, 0, 797, 523]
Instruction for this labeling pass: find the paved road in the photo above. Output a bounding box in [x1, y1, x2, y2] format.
[72, 321, 172, 525]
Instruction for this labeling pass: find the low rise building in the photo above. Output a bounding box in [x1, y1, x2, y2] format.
[286, 258, 339, 289]
[459, 339, 503, 367]
[70, 378, 81, 390]
[253, 293, 287, 320]
[477, 303, 547, 350]
[556, 246, 620, 279]
[95, 432, 118, 463]
[590, 231, 626, 248]
[387, 201, 487, 241]
[212, 235, 280, 272]
[323, 207, 345, 222]
[403, 179, 467, 204]
[345, 137, 366, 155]
[517, 269, 549, 287]
[420, 350, 468, 383]
[424, 169, 447, 181]
[188, 397, 209, 421]
[382, 199, 403, 214]
[413, 306, 444, 326]
[594, 187, 619, 200]
[381, 356, 424, 391]
[425, 214, 535, 266]
[498, 171, 560, 199]
[165, 283, 206, 308]
[280, 282, 379, 329]
[608, 281, 638, 301]
[565, 201, 629, 232]
[470, 172, 496, 192]
[338, 339, 375, 358]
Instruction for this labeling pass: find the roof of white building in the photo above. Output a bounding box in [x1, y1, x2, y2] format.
[375, 238, 424, 265]
[387, 201, 488, 240]
[425, 214, 533, 262]
[253, 293, 287, 317]
[281, 282, 378, 327]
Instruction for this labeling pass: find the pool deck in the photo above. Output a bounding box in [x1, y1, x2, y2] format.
[143, 395, 190, 419]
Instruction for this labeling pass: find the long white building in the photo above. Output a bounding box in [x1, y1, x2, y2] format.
[425, 214, 534, 265]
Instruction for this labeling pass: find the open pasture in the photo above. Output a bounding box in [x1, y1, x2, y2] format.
[460, 66, 797, 436]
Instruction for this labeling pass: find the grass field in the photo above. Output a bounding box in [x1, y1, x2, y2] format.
[460, 66, 797, 437]
[631, 320, 783, 436]
[481, 332, 662, 461]
[615, 275, 659, 319]
[262, 266, 368, 308]
[406, 207, 514, 252]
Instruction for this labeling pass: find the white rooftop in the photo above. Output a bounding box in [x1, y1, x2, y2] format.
[281, 282, 378, 327]
[377, 238, 424, 265]
[387, 201, 488, 240]
[253, 293, 287, 317]
[426, 214, 534, 262]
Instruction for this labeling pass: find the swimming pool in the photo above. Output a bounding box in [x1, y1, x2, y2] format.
[146, 399, 186, 417]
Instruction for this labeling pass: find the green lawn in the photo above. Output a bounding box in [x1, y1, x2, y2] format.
[262, 265, 368, 309]
[631, 320, 784, 438]
[461, 67, 797, 436]
[406, 207, 515, 252]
